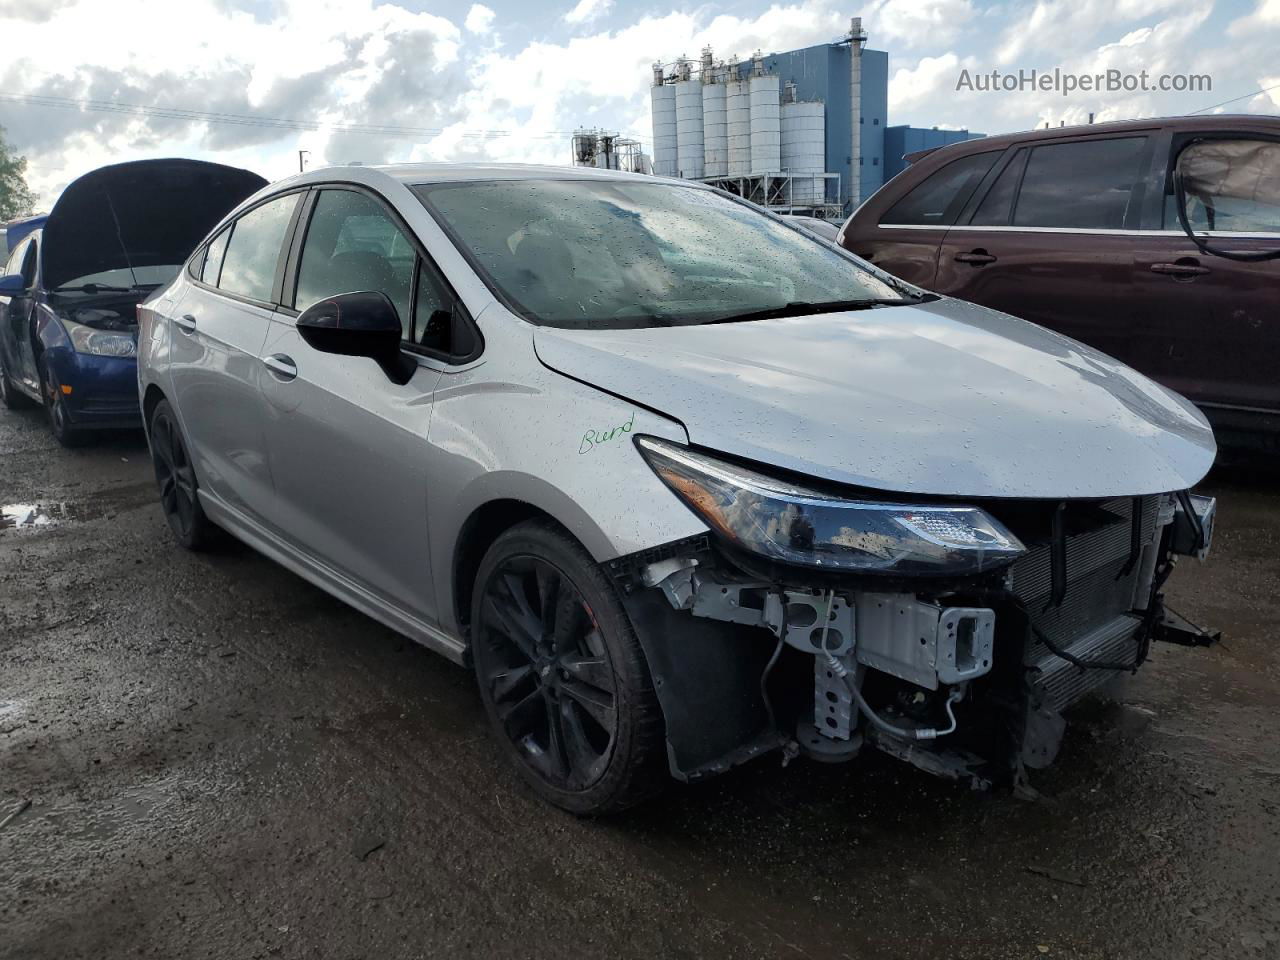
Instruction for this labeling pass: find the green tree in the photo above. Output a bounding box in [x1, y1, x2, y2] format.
[0, 126, 37, 221]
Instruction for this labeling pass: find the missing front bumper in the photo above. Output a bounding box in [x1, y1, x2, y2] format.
[610, 489, 1216, 789]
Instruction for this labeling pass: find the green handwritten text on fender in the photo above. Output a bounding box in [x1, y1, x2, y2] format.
[579, 412, 635, 455]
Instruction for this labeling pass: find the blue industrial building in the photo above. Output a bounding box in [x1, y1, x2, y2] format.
[649, 21, 978, 213]
[754, 43, 888, 207]
[883, 126, 987, 181]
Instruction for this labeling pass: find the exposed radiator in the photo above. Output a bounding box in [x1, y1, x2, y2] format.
[1011, 496, 1159, 710]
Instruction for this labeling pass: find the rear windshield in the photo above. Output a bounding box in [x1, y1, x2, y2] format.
[412, 179, 902, 329]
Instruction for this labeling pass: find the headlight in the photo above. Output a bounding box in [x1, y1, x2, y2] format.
[636, 436, 1025, 576]
[62, 318, 137, 357]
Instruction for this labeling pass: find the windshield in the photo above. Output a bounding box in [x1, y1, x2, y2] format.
[412, 179, 904, 329]
[53, 264, 180, 292]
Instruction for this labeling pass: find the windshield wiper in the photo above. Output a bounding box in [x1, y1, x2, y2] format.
[53, 283, 138, 294]
[703, 294, 933, 325]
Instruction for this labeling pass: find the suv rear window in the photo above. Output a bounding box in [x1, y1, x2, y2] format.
[881, 152, 1000, 226]
[1164, 137, 1280, 232]
[1011, 137, 1148, 229]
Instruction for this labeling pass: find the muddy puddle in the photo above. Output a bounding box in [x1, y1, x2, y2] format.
[0, 483, 156, 532]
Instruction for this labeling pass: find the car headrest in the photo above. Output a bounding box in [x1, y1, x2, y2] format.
[512, 233, 575, 287]
[326, 251, 396, 295]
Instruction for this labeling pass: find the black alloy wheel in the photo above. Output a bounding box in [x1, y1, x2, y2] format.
[149, 399, 216, 550]
[481, 555, 618, 787]
[471, 522, 665, 814]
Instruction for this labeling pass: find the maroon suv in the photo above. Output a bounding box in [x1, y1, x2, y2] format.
[839, 115, 1280, 446]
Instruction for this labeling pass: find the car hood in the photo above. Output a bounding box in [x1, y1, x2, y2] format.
[42, 159, 267, 291]
[532, 297, 1216, 499]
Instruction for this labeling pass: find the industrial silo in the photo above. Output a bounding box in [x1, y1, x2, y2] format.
[780, 92, 825, 205]
[702, 77, 728, 178]
[749, 73, 780, 175]
[675, 73, 705, 180]
[725, 59, 752, 177]
[650, 64, 678, 177]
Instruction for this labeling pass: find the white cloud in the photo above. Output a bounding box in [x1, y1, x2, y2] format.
[1228, 0, 1280, 36]
[1253, 75, 1280, 110]
[419, 2, 852, 168]
[887, 52, 966, 113]
[5, 0, 1280, 208]
[885, 1, 1280, 136]
[565, 0, 612, 27]
[1, 0, 467, 201]
[464, 4, 495, 35]
[995, 0, 1182, 65]
[865, 0, 975, 47]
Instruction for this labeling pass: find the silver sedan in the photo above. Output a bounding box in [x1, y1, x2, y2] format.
[138, 164, 1216, 813]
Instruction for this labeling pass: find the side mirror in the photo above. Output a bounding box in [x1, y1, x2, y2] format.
[1173, 138, 1280, 263]
[295, 291, 412, 383]
[0, 274, 26, 295]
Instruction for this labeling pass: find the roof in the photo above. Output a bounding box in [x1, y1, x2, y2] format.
[914, 114, 1280, 162]
[274, 162, 695, 192]
[1, 214, 48, 253]
[2, 213, 48, 229]
[380, 162, 676, 184]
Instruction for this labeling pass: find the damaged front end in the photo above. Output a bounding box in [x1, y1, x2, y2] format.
[610, 437, 1217, 790]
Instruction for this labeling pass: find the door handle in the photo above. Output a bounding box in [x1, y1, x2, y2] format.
[1150, 261, 1210, 278]
[173, 314, 197, 334]
[262, 354, 297, 381]
[954, 251, 997, 265]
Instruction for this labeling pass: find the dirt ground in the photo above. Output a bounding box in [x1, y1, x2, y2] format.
[2, 401, 1278, 960]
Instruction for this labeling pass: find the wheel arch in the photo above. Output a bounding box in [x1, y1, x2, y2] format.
[451, 498, 562, 635]
[141, 383, 167, 440]
[439, 465, 706, 640]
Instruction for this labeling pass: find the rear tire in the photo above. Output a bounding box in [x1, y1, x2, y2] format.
[148, 399, 217, 551]
[470, 521, 667, 815]
[0, 351, 32, 410]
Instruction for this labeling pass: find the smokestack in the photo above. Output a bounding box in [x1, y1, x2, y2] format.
[849, 16, 866, 209]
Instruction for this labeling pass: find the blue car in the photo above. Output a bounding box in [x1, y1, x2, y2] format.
[0, 159, 266, 445]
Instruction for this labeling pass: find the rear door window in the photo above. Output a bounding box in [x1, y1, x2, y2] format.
[881, 152, 1000, 226]
[969, 150, 1027, 226]
[1163, 137, 1280, 232]
[1011, 137, 1148, 229]
[217, 193, 300, 303]
[201, 229, 231, 285]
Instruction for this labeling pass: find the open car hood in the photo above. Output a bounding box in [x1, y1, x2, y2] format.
[42, 159, 267, 290]
[533, 297, 1217, 500]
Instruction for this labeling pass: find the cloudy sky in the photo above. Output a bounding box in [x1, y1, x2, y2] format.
[2, 0, 1278, 205]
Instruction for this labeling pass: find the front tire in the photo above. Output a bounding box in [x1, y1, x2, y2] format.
[470, 521, 666, 815]
[149, 399, 217, 551]
[38, 357, 81, 447]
